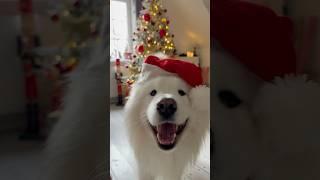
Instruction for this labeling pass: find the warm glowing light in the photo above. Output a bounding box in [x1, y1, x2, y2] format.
[187, 51, 194, 57]
[55, 55, 62, 61]
[63, 10, 70, 17]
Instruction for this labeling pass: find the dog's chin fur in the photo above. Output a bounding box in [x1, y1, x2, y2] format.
[125, 76, 210, 180]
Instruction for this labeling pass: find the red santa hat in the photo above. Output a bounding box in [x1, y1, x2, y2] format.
[212, 0, 297, 81]
[138, 55, 209, 111]
[139, 55, 203, 87]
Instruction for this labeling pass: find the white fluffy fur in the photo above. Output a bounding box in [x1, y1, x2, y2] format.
[40, 63, 108, 180]
[253, 75, 320, 180]
[212, 48, 262, 179]
[125, 76, 210, 180]
[40, 11, 108, 179]
[214, 47, 320, 180]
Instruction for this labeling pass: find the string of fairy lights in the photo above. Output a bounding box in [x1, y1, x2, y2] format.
[132, 0, 176, 65]
[49, 0, 105, 74]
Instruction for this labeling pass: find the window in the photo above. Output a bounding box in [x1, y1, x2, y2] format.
[110, 0, 132, 59]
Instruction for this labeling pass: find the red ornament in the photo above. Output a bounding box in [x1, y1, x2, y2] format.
[51, 14, 60, 22]
[116, 59, 121, 66]
[144, 14, 151, 22]
[73, 0, 81, 8]
[20, 0, 33, 14]
[137, 45, 145, 53]
[91, 30, 99, 37]
[167, 20, 170, 24]
[159, 29, 166, 38]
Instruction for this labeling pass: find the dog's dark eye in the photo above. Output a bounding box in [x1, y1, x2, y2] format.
[217, 90, 242, 108]
[178, 90, 186, 96]
[150, 90, 157, 96]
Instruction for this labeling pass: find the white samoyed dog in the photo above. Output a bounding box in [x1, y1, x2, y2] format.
[125, 59, 210, 180]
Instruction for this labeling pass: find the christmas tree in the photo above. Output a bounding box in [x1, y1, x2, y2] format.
[49, 0, 105, 74]
[128, 0, 176, 84]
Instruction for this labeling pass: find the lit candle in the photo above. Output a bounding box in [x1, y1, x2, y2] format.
[187, 51, 194, 57]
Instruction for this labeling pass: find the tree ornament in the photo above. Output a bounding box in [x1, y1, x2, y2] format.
[73, 0, 81, 8]
[20, 0, 33, 14]
[137, 45, 145, 53]
[144, 14, 151, 22]
[159, 29, 166, 38]
[51, 14, 60, 22]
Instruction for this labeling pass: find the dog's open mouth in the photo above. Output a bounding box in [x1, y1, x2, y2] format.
[149, 119, 188, 150]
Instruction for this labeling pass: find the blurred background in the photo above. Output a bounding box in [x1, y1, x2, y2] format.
[0, 0, 105, 179]
[1, 0, 320, 179]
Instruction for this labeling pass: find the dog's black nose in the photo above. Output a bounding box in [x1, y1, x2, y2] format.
[157, 98, 177, 119]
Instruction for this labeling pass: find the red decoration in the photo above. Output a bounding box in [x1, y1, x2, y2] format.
[73, 0, 81, 8]
[24, 62, 38, 100]
[167, 20, 170, 24]
[213, 0, 296, 81]
[143, 56, 203, 87]
[19, 0, 33, 14]
[91, 30, 99, 37]
[137, 45, 145, 53]
[144, 14, 151, 22]
[159, 29, 166, 38]
[51, 14, 60, 22]
[116, 59, 121, 66]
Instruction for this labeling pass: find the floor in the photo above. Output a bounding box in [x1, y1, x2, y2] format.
[0, 105, 209, 180]
[0, 132, 45, 180]
[110, 105, 210, 180]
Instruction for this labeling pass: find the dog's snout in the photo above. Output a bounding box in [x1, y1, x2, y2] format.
[157, 98, 177, 119]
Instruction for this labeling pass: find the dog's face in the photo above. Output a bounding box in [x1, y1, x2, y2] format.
[136, 76, 192, 151]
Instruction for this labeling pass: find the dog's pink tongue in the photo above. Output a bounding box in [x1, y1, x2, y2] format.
[157, 123, 177, 145]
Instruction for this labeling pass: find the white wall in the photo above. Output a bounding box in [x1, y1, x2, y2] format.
[0, 16, 25, 116]
[289, 0, 320, 80]
[163, 0, 210, 67]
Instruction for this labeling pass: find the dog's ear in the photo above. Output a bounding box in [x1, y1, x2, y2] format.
[189, 85, 210, 112]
